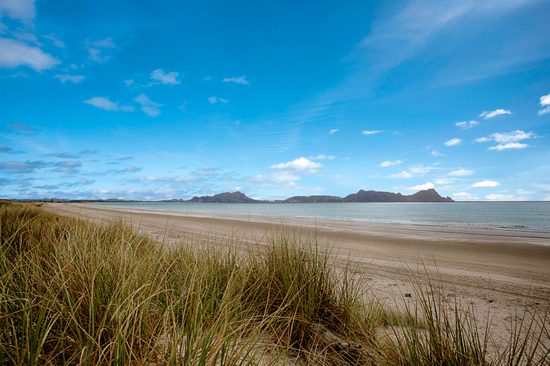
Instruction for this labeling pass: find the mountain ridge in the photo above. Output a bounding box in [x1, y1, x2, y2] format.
[188, 188, 454, 203]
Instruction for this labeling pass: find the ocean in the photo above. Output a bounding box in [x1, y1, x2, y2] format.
[94, 201, 550, 233]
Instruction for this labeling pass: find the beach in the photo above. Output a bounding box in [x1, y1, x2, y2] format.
[46, 202, 550, 349]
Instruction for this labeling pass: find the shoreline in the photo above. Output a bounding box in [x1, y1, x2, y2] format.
[44, 202, 550, 347]
[89, 202, 550, 246]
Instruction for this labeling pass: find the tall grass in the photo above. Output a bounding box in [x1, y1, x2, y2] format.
[0, 201, 548, 365]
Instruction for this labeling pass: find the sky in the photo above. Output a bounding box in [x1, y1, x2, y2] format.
[1, 0, 549, 201]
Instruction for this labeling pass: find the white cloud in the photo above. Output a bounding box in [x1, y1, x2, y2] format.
[431, 150, 444, 157]
[452, 192, 478, 201]
[538, 93, 550, 115]
[55, 74, 85, 84]
[135, 93, 161, 117]
[87, 38, 115, 63]
[477, 130, 535, 151]
[0, 0, 35, 23]
[407, 182, 434, 191]
[124, 79, 135, 87]
[271, 157, 321, 171]
[389, 170, 412, 178]
[471, 180, 499, 188]
[444, 138, 462, 147]
[208, 96, 229, 104]
[362, 130, 383, 136]
[488, 142, 528, 151]
[0, 38, 58, 71]
[485, 194, 520, 201]
[252, 171, 301, 189]
[479, 109, 511, 119]
[379, 160, 402, 168]
[388, 164, 434, 179]
[309, 154, 335, 161]
[329, 128, 339, 134]
[223, 75, 249, 85]
[455, 120, 479, 129]
[150, 68, 180, 85]
[448, 168, 473, 177]
[84, 97, 134, 112]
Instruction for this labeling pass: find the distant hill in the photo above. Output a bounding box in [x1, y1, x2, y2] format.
[285, 189, 453, 203]
[405, 188, 453, 202]
[283, 195, 343, 203]
[188, 191, 258, 203]
[340, 188, 453, 203]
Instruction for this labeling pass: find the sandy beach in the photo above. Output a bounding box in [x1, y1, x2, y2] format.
[46, 202, 550, 348]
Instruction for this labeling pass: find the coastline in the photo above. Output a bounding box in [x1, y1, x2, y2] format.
[45, 202, 550, 348]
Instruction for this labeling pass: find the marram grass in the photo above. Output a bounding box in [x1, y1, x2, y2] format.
[0, 201, 548, 365]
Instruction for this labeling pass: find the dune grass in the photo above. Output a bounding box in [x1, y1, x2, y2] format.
[0, 201, 548, 365]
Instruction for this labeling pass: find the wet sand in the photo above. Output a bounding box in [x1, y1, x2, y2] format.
[45, 202, 550, 349]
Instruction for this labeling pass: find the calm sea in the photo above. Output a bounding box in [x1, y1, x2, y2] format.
[94, 202, 550, 233]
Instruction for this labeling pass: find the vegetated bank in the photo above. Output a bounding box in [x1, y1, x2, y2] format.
[0, 201, 547, 365]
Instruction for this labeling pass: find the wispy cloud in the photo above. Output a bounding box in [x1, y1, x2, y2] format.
[309, 154, 335, 161]
[476, 130, 534, 151]
[87, 38, 115, 63]
[444, 138, 462, 146]
[448, 168, 473, 177]
[223, 75, 250, 85]
[0, 38, 59, 71]
[55, 74, 85, 84]
[0, 0, 35, 23]
[479, 109, 511, 119]
[0, 160, 48, 174]
[361, 130, 382, 136]
[150, 68, 180, 85]
[471, 180, 499, 188]
[135, 94, 161, 117]
[271, 157, 321, 172]
[379, 160, 402, 168]
[329, 128, 339, 134]
[538, 93, 550, 115]
[84, 96, 135, 112]
[208, 96, 229, 104]
[388, 165, 434, 179]
[455, 120, 479, 129]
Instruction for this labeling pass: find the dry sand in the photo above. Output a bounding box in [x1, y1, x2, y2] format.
[45, 203, 550, 349]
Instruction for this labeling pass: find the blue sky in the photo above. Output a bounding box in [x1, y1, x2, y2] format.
[1, 0, 549, 201]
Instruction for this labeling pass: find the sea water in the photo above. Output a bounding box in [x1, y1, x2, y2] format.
[94, 202, 550, 233]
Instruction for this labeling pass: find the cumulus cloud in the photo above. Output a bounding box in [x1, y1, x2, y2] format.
[444, 138, 462, 146]
[485, 194, 520, 201]
[0, 38, 59, 71]
[379, 160, 402, 168]
[455, 120, 479, 129]
[407, 182, 434, 191]
[55, 74, 85, 84]
[84, 96, 135, 112]
[271, 157, 321, 172]
[448, 168, 473, 177]
[150, 68, 180, 85]
[135, 93, 161, 117]
[538, 93, 550, 116]
[208, 96, 229, 104]
[479, 109, 511, 119]
[329, 129, 339, 134]
[223, 75, 249, 85]
[361, 130, 383, 136]
[471, 180, 499, 188]
[476, 130, 534, 151]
